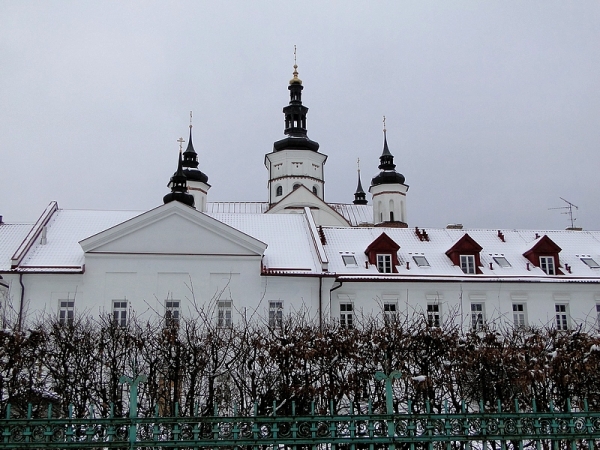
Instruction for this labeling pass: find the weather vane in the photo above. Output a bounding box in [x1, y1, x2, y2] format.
[189, 111, 193, 130]
[383, 115, 387, 132]
[177, 137, 185, 152]
[357, 158, 360, 172]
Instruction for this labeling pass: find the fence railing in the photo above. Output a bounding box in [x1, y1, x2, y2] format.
[2, 371, 600, 449]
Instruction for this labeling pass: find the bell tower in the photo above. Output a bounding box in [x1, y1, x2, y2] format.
[265, 49, 327, 206]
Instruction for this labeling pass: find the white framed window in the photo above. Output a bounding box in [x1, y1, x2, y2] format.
[383, 302, 397, 323]
[493, 256, 511, 268]
[427, 303, 441, 327]
[540, 256, 556, 275]
[460, 255, 476, 274]
[112, 300, 128, 327]
[582, 257, 600, 269]
[342, 255, 358, 267]
[165, 300, 180, 326]
[512, 303, 527, 328]
[377, 254, 392, 273]
[470, 302, 485, 330]
[276, 185, 283, 197]
[555, 303, 569, 330]
[58, 300, 75, 325]
[413, 255, 430, 267]
[218, 300, 232, 327]
[269, 301, 283, 328]
[340, 303, 353, 329]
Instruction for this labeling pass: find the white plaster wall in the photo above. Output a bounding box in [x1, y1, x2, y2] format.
[370, 183, 408, 224]
[267, 150, 327, 203]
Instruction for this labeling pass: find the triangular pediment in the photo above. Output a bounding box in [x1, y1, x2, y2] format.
[267, 186, 350, 227]
[80, 201, 267, 256]
[524, 235, 562, 256]
[446, 233, 483, 256]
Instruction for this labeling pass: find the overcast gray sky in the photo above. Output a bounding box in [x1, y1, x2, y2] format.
[1, 1, 599, 230]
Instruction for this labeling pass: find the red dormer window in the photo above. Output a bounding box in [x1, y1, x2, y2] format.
[365, 233, 400, 273]
[523, 235, 562, 275]
[445, 234, 483, 274]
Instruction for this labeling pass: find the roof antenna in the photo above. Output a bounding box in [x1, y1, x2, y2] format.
[549, 197, 579, 229]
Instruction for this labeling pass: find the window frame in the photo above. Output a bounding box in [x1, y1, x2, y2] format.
[460, 255, 476, 274]
[165, 299, 180, 327]
[540, 256, 556, 275]
[218, 300, 233, 328]
[555, 303, 569, 330]
[112, 300, 128, 327]
[413, 255, 430, 267]
[340, 303, 353, 329]
[427, 303, 441, 327]
[269, 301, 283, 328]
[493, 256, 511, 268]
[581, 257, 600, 269]
[512, 303, 527, 328]
[58, 300, 75, 325]
[342, 254, 358, 267]
[470, 302, 485, 330]
[383, 302, 397, 323]
[377, 254, 393, 273]
[275, 185, 283, 197]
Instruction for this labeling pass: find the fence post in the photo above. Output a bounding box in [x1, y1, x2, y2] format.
[120, 371, 147, 449]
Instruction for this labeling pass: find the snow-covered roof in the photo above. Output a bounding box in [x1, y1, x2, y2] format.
[18, 209, 142, 271]
[0, 223, 33, 271]
[323, 226, 600, 281]
[329, 203, 373, 226]
[206, 202, 268, 214]
[209, 212, 321, 273]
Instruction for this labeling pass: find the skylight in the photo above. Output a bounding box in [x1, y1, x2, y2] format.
[412, 255, 430, 267]
[493, 256, 511, 268]
[581, 257, 600, 269]
[342, 255, 358, 267]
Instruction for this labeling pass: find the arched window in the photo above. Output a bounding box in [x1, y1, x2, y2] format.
[390, 211, 394, 221]
[276, 185, 283, 197]
[312, 186, 318, 195]
[293, 183, 301, 190]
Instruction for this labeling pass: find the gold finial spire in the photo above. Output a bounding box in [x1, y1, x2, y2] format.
[177, 137, 185, 152]
[357, 157, 361, 172]
[189, 111, 193, 130]
[290, 45, 302, 85]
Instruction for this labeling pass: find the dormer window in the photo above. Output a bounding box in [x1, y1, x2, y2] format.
[377, 254, 392, 273]
[523, 235, 562, 275]
[540, 256, 556, 275]
[364, 233, 400, 274]
[460, 255, 476, 274]
[445, 234, 483, 274]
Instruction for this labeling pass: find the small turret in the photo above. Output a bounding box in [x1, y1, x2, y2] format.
[181, 112, 210, 211]
[353, 159, 368, 205]
[163, 145, 195, 208]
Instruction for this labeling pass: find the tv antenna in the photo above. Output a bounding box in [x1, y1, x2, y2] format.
[549, 197, 579, 229]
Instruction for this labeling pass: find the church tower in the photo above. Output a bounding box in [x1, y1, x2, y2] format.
[164, 148, 195, 208]
[369, 120, 409, 227]
[181, 113, 210, 212]
[265, 54, 327, 206]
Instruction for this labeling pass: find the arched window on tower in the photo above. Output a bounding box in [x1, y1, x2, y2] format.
[276, 185, 283, 197]
[312, 186, 318, 195]
[389, 199, 395, 222]
[293, 183, 301, 190]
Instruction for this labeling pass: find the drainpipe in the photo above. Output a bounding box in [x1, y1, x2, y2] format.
[318, 276, 322, 332]
[328, 280, 343, 332]
[18, 273, 24, 332]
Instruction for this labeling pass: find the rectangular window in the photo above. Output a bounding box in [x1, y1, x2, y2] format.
[427, 303, 441, 327]
[512, 303, 527, 328]
[342, 255, 358, 267]
[165, 300, 180, 327]
[218, 300, 232, 327]
[58, 300, 75, 325]
[112, 300, 128, 327]
[582, 257, 600, 269]
[460, 255, 476, 274]
[413, 255, 430, 267]
[377, 254, 392, 273]
[540, 256, 556, 275]
[269, 301, 283, 328]
[340, 303, 353, 329]
[470, 302, 485, 330]
[493, 256, 511, 268]
[555, 303, 569, 330]
[383, 302, 397, 323]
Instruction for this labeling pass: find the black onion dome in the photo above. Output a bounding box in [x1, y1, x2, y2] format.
[163, 151, 195, 208]
[274, 136, 320, 152]
[182, 168, 209, 183]
[371, 131, 406, 186]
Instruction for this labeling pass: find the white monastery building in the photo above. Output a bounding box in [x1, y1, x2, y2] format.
[2, 64, 600, 332]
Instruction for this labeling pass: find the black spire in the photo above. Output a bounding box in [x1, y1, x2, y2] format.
[353, 160, 368, 205]
[371, 126, 406, 186]
[163, 149, 195, 208]
[181, 115, 209, 184]
[273, 55, 320, 152]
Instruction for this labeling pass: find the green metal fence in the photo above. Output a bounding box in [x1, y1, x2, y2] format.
[2, 372, 600, 449]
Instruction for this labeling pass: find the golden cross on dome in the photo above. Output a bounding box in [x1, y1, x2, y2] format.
[177, 137, 185, 152]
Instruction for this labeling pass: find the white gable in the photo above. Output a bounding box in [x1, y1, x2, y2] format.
[80, 201, 267, 256]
